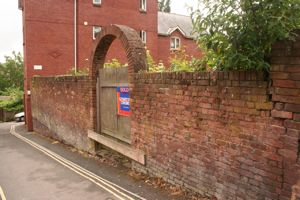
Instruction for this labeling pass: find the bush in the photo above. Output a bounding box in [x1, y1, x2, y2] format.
[0, 87, 23, 112]
[170, 48, 200, 72]
[104, 59, 128, 68]
[104, 49, 199, 73]
[192, 0, 300, 71]
[67, 67, 89, 76]
[147, 50, 166, 72]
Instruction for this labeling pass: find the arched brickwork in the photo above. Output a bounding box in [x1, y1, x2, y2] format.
[90, 24, 148, 78]
[89, 24, 147, 132]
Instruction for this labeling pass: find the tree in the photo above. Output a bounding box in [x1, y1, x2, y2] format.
[0, 52, 24, 112]
[158, 0, 171, 13]
[0, 52, 24, 91]
[192, 0, 300, 71]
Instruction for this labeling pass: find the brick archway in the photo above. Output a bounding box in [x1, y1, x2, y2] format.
[89, 24, 147, 133]
[90, 24, 148, 78]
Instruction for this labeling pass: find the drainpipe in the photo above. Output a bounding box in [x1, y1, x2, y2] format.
[74, 0, 77, 74]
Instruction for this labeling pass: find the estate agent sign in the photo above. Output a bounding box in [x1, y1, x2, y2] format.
[117, 87, 130, 117]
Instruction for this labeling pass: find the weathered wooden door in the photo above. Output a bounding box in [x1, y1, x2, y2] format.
[97, 67, 131, 144]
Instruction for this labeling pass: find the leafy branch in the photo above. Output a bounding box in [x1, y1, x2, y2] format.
[192, 0, 300, 71]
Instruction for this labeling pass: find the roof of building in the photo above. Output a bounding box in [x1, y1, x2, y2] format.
[158, 12, 194, 39]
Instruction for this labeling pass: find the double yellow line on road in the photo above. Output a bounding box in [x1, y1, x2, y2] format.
[0, 185, 7, 200]
[10, 125, 146, 200]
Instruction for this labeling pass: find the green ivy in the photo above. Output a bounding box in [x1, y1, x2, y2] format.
[192, 0, 300, 71]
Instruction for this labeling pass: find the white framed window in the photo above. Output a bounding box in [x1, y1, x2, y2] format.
[93, 26, 102, 40]
[140, 0, 146, 12]
[140, 30, 147, 44]
[93, 0, 101, 5]
[170, 37, 180, 50]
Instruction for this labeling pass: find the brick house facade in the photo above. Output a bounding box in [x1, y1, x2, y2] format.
[19, 0, 202, 130]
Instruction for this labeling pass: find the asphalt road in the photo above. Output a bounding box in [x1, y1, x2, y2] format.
[0, 122, 118, 200]
[0, 122, 181, 200]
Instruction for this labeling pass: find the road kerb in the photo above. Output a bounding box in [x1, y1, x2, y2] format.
[10, 125, 146, 200]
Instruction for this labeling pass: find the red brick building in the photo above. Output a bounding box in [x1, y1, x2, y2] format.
[157, 12, 203, 66]
[19, 0, 202, 130]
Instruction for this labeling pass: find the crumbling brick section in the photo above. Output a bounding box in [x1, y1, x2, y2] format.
[31, 76, 94, 151]
[270, 34, 300, 200]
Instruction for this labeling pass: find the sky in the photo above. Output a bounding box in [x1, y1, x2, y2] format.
[171, 0, 198, 15]
[0, 0, 23, 62]
[0, 0, 198, 62]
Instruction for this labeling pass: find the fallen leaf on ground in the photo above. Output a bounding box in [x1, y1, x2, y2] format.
[170, 186, 183, 196]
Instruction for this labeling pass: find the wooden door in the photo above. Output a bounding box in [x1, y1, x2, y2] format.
[97, 67, 131, 144]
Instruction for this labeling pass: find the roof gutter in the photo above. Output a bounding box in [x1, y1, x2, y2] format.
[157, 33, 196, 40]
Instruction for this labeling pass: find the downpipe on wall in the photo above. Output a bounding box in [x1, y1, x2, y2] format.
[74, 0, 77, 74]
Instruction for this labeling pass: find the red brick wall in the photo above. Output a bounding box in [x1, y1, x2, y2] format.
[131, 71, 281, 199]
[30, 67, 299, 199]
[130, 36, 300, 199]
[269, 35, 300, 200]
[31, 76, 94, 151]
[157, 30, 203, 66]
